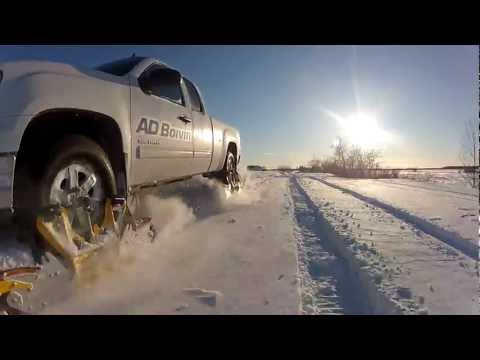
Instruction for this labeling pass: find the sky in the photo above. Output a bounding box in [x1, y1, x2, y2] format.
[0, 45, 477, 168]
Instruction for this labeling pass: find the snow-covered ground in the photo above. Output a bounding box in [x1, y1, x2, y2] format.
[398, 169, 473, 186]
[0, 170, 478, 315]
[295, 175, 478, 314]
[1, 171, 300, 314]
[307, 173, 478, 255]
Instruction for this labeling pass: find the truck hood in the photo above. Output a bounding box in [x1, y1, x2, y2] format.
[0, 60, 131, 120]
[0, 60, 121, 84]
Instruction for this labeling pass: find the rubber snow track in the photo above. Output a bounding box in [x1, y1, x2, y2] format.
[310, 177, 479, 260]
[290, 176, 401, 315]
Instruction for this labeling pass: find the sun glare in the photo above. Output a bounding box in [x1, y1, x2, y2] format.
[324, 109, 391, 148]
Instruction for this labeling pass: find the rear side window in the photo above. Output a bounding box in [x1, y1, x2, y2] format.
[184, 78, 204, 113]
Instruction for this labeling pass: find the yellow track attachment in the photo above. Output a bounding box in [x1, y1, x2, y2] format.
[0, 279, 33, 296]
[35, 198, 133, 276]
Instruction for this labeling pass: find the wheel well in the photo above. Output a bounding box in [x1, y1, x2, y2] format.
[15, 109, 127, 198]
[227, 142, 237, 161]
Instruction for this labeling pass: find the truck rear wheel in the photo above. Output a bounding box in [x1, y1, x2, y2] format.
[220, 151, 240, 192]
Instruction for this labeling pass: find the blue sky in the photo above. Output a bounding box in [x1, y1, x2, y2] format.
[1, 45, 477, 168]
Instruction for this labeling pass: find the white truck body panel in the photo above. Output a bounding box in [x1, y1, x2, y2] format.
[0, 57, 241, 211]
[0, 61, 131, 154]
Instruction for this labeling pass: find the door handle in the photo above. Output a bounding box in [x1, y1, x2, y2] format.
[178, 115, 192, 123]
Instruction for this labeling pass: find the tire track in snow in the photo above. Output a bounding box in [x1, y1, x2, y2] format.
[309, 176, 479, 261]
[290, 176, 401, 315]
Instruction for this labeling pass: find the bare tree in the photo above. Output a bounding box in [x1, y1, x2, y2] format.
[348, 146, 364, 169]
[459, 118, 479, 188]
[332, 137, 348, 172]
[364, 149, 381, 169]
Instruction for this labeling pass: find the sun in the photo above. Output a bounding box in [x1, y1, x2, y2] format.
[320, 108, 392, 148]
[336, 111, 390, 148]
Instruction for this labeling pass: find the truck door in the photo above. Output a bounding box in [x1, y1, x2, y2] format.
[130, 65, 195, 185]
[183, 77, 214, 174]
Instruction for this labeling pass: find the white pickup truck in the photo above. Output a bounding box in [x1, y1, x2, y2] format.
[0, 56, 241, 225]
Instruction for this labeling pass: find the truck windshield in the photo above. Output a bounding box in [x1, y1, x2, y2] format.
[94, 56, 146, 76]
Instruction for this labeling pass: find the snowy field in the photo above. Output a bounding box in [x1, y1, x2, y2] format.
[309, 172, 478, 251]
[0, 169, 478, 314]
[398, 168, 474, 186]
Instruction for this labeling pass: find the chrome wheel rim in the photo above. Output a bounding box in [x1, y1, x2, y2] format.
[49, 162, 106, 222]
[226, 155, 238, 190]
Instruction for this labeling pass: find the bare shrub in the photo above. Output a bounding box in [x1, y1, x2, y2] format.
[309, 137, 394, 179]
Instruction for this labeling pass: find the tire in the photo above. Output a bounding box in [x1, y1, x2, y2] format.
[14, 135, 117, 231]
[220, 151, 240, 192]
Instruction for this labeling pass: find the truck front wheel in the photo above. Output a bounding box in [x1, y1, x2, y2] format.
[14, 135, 117, 231]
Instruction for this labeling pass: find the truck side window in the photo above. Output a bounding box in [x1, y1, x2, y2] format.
[184, 78, 204, 113]
[140, 66, 185, 106]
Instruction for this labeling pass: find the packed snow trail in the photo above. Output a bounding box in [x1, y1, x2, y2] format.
[307, 176, 478, 260]
[290, 176, 401, 314]
[297, 176, 478, 314]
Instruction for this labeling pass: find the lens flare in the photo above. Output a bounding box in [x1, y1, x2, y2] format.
[322, 108, 391, 148]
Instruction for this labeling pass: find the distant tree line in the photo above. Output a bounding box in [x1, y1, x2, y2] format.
[247, 165, 267, 171]
[459, 118, 479, 188]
